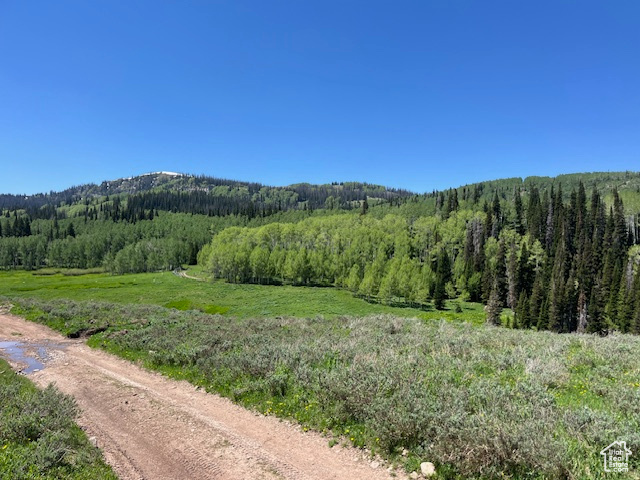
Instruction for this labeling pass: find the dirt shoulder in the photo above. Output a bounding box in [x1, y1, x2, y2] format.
[0, 313, 404, 480]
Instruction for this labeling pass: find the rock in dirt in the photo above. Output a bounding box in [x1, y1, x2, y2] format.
[420, 461, 436, 477]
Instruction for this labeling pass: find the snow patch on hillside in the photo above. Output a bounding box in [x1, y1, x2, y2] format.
[119, 171, 186, 181]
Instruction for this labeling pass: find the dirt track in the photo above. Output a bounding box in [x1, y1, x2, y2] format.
[0, 313, 404, 480]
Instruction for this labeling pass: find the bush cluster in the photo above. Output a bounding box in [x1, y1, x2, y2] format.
[0, 359, 116, 479]
[13, 298, 640, 478]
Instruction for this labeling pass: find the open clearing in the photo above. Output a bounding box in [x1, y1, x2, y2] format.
[0, 313, 403, 480]
[0, 269, 486, 323]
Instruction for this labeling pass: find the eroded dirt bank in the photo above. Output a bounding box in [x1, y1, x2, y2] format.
[0, 313, 404, 480]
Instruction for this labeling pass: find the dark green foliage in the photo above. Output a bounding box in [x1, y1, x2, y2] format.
[0, 172, 410, 273]
[4, 170, 640, 333]
[196, 170, 640, 334]
[0, 173, 412, 221]
[433, 249, 451, 310]
[0, 212, 218, 273]
[515, 291, 530, 328]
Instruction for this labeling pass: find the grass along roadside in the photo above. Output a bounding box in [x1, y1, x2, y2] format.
[0, 269, 486, 323]
[0, 358, 117, 479]
[8, 297, 640, 479]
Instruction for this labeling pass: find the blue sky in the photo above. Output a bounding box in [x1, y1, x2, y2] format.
[1, 1, 638, 194]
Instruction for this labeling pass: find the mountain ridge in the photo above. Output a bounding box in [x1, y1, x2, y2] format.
[2, 170, 640, 217]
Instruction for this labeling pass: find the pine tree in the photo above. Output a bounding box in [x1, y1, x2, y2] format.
[491, 192, 502, 238]
[433, 280, 446, 310]
[506, 238, 519, 309]
[633, 277, 640, 334]
[587, 284, 606, 335]
[515, 291, 530, 328]
[527, 186, 543, 243]
[494, 238, 507, 306]
[529, 273, 544, 328]
[513, 187, 524, 235]
[565, 263, 578, 331]
[548, 232, 570, 332]
[433, 249, 451, 310]
[545, 189, 555, 251]
[612, 189, 628, 256]
[486, 279, 502, 325]
[548, 277, 565, 332]
[360, 196, 369, 215]
[517, 242, 533, 296]
[484, 201, 493, 241]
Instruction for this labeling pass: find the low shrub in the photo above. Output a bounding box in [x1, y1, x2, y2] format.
[11, 298, 640, 479]
[0, 359, 117, 479]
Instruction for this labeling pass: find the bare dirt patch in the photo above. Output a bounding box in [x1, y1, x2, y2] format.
[0, 313, 405, 480]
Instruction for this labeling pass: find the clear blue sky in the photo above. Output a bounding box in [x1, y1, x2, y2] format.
[1, 1, 639, 195]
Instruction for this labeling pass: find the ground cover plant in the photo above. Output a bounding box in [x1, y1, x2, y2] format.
[0, 358, 117, 479]
[0, 269, 486, 324]
[9, 297, 640, 479]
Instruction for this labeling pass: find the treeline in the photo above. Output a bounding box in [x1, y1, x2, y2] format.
[0, 196, 356, 273]
[199, 184, 640, 334]
[0, 172, 413, 221]
[105, 183, 411, 220]
[0, 212, 33, 237]
[0, 213, 217, 273]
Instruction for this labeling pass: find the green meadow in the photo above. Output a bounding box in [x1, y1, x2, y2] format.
[0, 268, 487, 324]
[6, 268, 639, 478]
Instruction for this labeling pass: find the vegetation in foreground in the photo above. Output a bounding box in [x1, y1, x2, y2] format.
[0, 358, 117, 479]
[10, 298, 640, 479]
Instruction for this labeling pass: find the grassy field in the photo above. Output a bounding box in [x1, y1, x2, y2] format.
[0, 268, 487, 324]
[5, 296, 640, 479]
[0, 358, 117, 479]
[4, 268, 638, 478]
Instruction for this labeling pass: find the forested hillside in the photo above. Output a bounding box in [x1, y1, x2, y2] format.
[0, 171, 412, 219]
[0, 172, 409, 272]
[3, 170, 640, 335]
[199, 173, 640, 335]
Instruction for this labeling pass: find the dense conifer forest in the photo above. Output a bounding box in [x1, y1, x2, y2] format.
[3, 171, 640, 334]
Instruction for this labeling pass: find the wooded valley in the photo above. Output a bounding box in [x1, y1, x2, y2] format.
[3, 171, 640, 334]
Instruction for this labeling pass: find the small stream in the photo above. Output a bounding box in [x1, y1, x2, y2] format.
[0, 341, 55, 374]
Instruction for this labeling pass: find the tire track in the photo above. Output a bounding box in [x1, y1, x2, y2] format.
[0, 313, 405, 480]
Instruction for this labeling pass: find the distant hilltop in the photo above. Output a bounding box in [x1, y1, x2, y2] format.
[118, 171, 185, 181]
[1, 170, 640, 215]
[0, 170, 412, 213]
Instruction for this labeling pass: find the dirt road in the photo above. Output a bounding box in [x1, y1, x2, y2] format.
[0, 313, 404, 480]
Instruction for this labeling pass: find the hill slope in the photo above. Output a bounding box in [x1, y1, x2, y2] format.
[0, 171, 413, 218]
[2, 170, 640, 336]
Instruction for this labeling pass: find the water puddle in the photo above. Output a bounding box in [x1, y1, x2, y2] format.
[0, 340, 63, 374]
